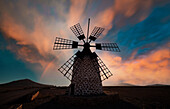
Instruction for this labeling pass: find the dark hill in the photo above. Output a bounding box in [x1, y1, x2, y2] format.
[0, 79, 51, 88]
[118, 82, 136, 86]
[146, 84, 170, 86]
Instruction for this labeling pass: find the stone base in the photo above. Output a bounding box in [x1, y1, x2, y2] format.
[70, 56, 103, 95]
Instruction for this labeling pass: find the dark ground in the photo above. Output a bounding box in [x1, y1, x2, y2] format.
[0, 79, 170, 109]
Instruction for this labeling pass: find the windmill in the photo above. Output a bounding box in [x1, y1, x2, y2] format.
[53, 18, 120, 95]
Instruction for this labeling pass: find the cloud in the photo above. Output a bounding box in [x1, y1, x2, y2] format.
[0, 1, 73, 81]
[94, 7, 115, 37]
[67, 0, 87, 26]
[0, 0, 169, 86]
[91, 0, 154, 39]
[0, 0, 89, 84]
[114, 0, 152, 17]
[114, 3, 170, 60]
[0, 11, 55, 68]
[100, 47, 170, 86]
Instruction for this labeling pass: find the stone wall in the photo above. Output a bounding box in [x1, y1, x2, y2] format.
[69, 55, 103, 95]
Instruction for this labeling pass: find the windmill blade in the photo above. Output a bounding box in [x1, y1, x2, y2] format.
[70, 23, 85, 41]
[91, 52, 113, 81]
[89, 26, 104, 41]
[53, 37, 78, 50]
[58, 51, 81, 81]
[96, 43, 120, 52]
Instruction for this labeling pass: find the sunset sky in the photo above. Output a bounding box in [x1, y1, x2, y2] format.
[0, 0, 169, 86]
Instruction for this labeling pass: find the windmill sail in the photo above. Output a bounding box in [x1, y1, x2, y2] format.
[53, 37, 78, 50]
[58, 51, 81, 80]
[89, 26, 104, 41]
[70, 23, 85, 41]
[91, 52, 113, 81]
[96, 43, 120, 52]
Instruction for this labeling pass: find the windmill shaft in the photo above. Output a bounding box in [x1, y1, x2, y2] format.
[89, 45, 96, 47]
[78, 44, 84, 46]
[54, 43, 96, 47]
[55, 43, 72, 45]
[86, 18, 90, 42]
[89, 39, 92, 43]
[82, 39, 85, 43]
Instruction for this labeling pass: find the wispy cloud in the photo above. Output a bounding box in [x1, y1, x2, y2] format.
[101, 46, 170, 86]
[0, 0, 169, 85]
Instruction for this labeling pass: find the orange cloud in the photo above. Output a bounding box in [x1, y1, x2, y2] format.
[114, 0, 152, 17]
[94, 7, 115, 37]
[67, 0, 87, 26]
[93, 0, 153, 38]
[101, 48, 170, 86]
[1, 14, 53, 68]
[0, 1, 85, 85]
[0, 1, 75, 65]
[0, 0, 166, 86]
[0, 2, 76, 85]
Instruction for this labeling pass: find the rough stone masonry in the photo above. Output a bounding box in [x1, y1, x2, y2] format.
[69, 55, 103, 95]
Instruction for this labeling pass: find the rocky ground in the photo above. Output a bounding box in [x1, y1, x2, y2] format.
[0, 79, 170, 109]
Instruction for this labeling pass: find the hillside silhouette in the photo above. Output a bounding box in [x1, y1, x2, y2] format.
[0, 79, 170, 109]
